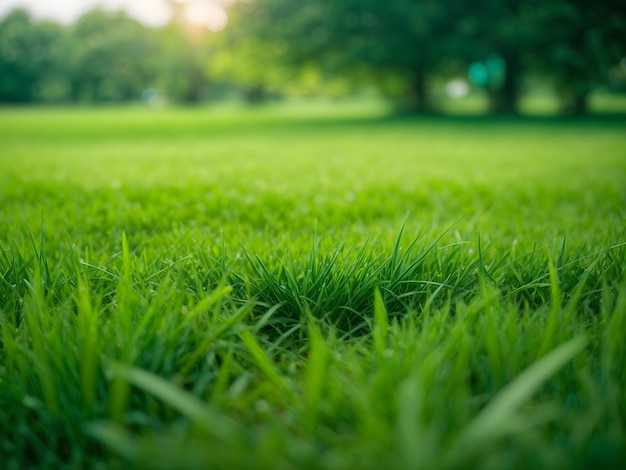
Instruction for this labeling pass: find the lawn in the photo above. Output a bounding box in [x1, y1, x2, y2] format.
[0, 103, 625, 469]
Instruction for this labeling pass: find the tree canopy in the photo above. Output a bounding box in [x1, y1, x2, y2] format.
[241, 0, 626, 114]
[0, 0, 624, 114]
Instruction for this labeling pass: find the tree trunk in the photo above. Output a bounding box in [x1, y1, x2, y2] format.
[404, 67, 431, 113]
[488, 52, 520, 115]
[244, 86, 267, 104]
[560, 85, 590, 115]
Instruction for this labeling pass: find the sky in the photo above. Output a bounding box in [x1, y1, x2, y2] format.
[0, 0, 234, 30]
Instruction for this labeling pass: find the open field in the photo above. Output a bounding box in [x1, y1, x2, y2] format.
[1, 104, 625, 469]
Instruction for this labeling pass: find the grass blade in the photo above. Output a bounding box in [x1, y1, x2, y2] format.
[373, 287, 389, 359]
[84, 421, 139, 461]
[239, 329, 291, 396]
[452, 336, 588, 457]
[109, 363, 242, 441]
[303, 315, 327, 429]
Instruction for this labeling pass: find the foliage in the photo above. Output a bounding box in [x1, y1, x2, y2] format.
[241, 0, 626, 114]
[70, 10, 158, 102]
[0, 7, 214, 104]
[241, 0, 465, 111]
[0, 9, 72, 103]
[533, 0, 626, 114]
[153, 22, 213, 103]
[1, 1, 625, 112]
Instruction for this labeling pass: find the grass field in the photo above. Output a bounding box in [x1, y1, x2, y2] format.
[1, 102, 625, 469]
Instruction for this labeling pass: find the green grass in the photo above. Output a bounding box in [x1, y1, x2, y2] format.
[0, 103, 625, 469]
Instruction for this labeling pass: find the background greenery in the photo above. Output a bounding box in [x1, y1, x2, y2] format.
[1, 0, 625, 114]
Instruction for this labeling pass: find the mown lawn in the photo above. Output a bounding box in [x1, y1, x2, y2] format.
[0, 103, 625, 469]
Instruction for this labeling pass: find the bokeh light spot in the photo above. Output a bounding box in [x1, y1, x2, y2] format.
[184, 1, 228, 32]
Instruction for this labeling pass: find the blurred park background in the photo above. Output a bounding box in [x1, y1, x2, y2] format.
[0, 0, 625, 115]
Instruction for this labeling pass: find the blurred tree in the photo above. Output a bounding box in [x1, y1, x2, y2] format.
[0, 5, 215, 105]
[153, 1, 214, 104]
[70, 10, 158, 102]
[209, 6, 315, 103]
[419, 0, 626, 115]
[240, 0, 466, 112]
[456, 0, 545, 114]
[535, 0, 626, 115]
[0, 9, 72, 103]
[1, 1, 623, 112]
[153, 23, 212, 103]
[240, 0, 626, 115]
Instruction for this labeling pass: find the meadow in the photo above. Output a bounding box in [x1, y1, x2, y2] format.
[0, 102, 625, 469]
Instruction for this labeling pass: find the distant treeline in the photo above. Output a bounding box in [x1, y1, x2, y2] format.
[1, 0, 625, 114]
[0, 8, 218, 106]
